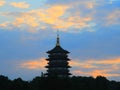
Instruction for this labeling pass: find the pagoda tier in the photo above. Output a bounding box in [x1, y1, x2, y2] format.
[46, 53, 70, 61]
[47, 45, 69, 54]
[45, 33, 71, 77]
[46, 69, 71, 77]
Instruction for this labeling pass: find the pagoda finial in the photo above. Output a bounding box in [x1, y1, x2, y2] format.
[56, 30, 60, 46]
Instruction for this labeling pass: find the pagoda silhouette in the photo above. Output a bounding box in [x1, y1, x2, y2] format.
[45, 32, 71, 77]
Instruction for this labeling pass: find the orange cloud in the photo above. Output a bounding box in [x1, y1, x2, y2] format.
[0, 1, 5, 6]
[73, 70, 120, 78]
[71, 58, 120, 68]
[88, 58, 120, 65]
[10, 2, 30, 9]
[19, 57, 120, 78]
[0, 22, 9, 27]
[20, 58, 48, 70]
[70, 57, 120, 78]
[47, 5, 68, 18]
[91, 70, 111, 77]
[70, 60, 96, 69]
[73, 70, 89, 76]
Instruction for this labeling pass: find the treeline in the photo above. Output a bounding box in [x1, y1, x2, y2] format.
[0, 75, 120, 90]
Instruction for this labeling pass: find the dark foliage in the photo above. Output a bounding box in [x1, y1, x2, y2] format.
[0, 75, 120, 90]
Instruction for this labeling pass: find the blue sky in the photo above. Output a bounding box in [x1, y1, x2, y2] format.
[0, 0, 120, 81]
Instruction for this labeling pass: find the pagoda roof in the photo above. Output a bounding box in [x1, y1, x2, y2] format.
[47, 45, 70, 54]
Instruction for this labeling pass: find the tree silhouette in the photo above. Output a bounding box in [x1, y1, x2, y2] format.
[0, 75, 120, 90]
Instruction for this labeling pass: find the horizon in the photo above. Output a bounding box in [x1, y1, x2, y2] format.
[0, 0, 120, 81]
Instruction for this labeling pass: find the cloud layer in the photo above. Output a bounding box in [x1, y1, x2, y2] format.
[20, 58, 47, 70]
[1, 0, 119, 32]
[70, 58, 120, 78]
[19, 57, 120, 79]
[0, 1, 6, 6]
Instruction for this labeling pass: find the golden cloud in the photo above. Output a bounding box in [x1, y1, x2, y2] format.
[0, 4, 93, 32]
[1, 5, 69, 31]
[10, 2, 30, 9]
[33, 5, 70, 26]
[90, 70, 120, 77]
[0, 1, 5, 6]
[20, 58, 47, 70]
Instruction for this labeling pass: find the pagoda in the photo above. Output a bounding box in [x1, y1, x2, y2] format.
[45, 33, 71, 77]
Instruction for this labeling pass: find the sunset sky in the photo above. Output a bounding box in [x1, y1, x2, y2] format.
[0, 0, 120, 81]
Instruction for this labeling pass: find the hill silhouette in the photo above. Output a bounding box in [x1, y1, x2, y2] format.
[0, 75, 120, 90]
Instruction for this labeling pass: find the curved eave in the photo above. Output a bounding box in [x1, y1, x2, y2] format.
[47, 46, 70, 54]
[47, 50, 69, 54]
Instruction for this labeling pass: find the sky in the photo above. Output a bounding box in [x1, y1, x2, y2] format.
[0, 0, 120, 81]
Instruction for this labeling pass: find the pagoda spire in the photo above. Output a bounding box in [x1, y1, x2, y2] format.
[56, 30, 60, 46]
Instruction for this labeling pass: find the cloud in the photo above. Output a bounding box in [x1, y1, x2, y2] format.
[70, 57, 120, 78]
[85, 1, 95, 9]
[73, 70, 120, 78]
[20, 58, 47, 70]
[19, 57, 120, 78]
[29, 5, 70, 28]
[70, 60, 97, 69]
[0, 5, 69, 31]
[0, 4, 93, 32]
[0, 22, 9, 27]
[10, 2, 30, 9]
[89, 58, 120, 65]
[0, 0, 119, 32]
[0, 1, 5, 6]
[13, 16, 39, 27]
[105, 9, 120, 25]
[70, 58, 120, 68]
